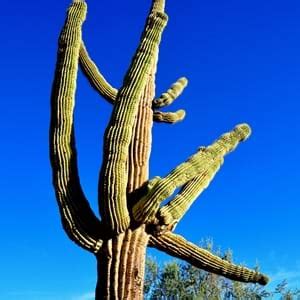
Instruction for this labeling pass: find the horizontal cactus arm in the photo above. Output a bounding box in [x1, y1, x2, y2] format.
[132, 124, 251, 224]
[152, 77, 188, 108]
[156, 158, 223, 230]
[50, 0, 103, 253]
[79, 41, 118, 103]
[153, 109, 186, 123]
[98, 0, 168, 234]
[149, 232, 269, 285]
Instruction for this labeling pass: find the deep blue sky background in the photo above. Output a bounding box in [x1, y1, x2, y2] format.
[1, 0, 300, 299]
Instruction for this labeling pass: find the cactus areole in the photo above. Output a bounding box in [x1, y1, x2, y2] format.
[49, 0, 269, 298]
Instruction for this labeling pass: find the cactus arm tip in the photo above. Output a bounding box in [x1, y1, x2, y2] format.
[153, 109, 186, 123]
[258, 274, 270, 285]
[234, 123, 252, 141]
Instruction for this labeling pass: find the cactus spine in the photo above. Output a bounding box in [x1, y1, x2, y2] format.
[50, 0, 269, 298]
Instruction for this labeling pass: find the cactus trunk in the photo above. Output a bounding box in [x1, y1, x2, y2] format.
[95, 226, 149, 299]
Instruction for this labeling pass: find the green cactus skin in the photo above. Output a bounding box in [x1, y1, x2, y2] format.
[132, 124, 251, 223]
[50, 0, 269, 297]
[157, 159, 223, 227]
[79, 40, 186, 125]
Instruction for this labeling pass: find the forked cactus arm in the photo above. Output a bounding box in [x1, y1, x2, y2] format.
[79, 42, 118, 103]
[153, 77, 188, 108]
[98, 0, 168, 234]
[153, 109, 186, 123]
[133, 124, 251, 223]
[152, 77, 187, 123]
[157, 158, 223, 226]
[50, 0, 103, 253]
[149, 232, 269, 285]
[79, 40, 183, 125]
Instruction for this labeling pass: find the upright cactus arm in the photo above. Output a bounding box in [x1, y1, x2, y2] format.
[156, 158, 223, 229]
[50, 0, 103, 253]
[153, 77, 188, 108]
[133, 124, 251, 224]
[149, 232, 269, 285]
[98, 0, 168, 234]
[79, 42, 118, 103]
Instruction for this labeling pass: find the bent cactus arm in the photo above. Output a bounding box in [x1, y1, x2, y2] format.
[79, 42, 186, 125]
[149, 232, 269, 285]
[49, 0, 103, 253]
[79, 42, 118, 103]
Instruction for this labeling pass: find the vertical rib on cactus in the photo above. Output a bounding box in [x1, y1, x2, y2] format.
[149, 232, 269, 285]
[127, 69, 156, 194]
[49, 0, 103, 253]
[98, 2, 168, 234]
[133, 124, 251, 223]
[96, 226, 149, 299]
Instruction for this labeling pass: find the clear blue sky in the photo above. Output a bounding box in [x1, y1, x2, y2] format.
[1, 0, 300, 299]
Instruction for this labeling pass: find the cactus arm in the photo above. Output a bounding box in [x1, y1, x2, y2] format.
[50, 0, 103, 253]
[98, 0, 168, 234]
[152, 77, 187, 124]
[156, 159, 223, 229]
[79, 42, 118, 103]
[153, 109, 186, 123]
[133, 124, 251, 223]
[153, 77, 188, 108]
[79, 41, 185, 126]
[149, 232, 269, 285]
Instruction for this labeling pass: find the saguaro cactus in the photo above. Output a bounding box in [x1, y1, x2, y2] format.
[50, 0, 269, 298]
